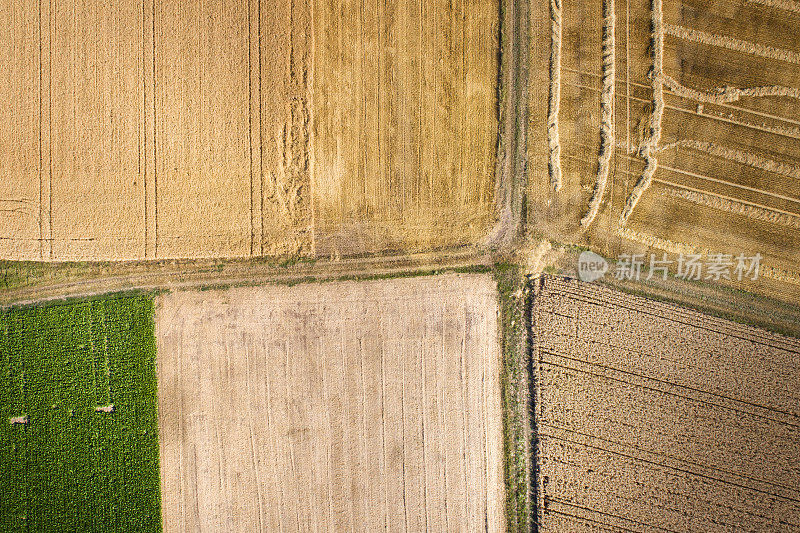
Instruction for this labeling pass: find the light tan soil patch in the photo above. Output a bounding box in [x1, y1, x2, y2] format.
[533, 276, 800, 531]
[156, 273, 505, 532]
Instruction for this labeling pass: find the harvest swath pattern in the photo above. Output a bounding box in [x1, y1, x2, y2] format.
[533, 276, 800, 532]
[529, 0, 800, 302]
[156, 275, 505, 532]
[0, 294, 161, 532]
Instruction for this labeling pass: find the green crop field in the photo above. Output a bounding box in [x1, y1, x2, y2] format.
[0, 294, 161, 532]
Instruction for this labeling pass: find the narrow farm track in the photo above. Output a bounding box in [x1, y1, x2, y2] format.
[0, 250, 494, 308]
[489, 0, 530, 246]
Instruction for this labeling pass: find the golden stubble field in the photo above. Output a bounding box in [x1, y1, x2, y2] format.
[155, 274, 505, 532]
[0, 0, 499, 262]
[529, 0, 800, 303]
[311, 0, 499, 256]
[0, 0, 314, 260]
[533, 276, 800, 531]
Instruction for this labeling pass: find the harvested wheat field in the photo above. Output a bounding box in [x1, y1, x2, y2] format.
[155, 274, 505, 532]
[529, 0, 800, 302]
[0, 0, 500, 262]
[0, 0, 312, 261]
[532, 276, 800, 531]
[311, 0, 500, 256]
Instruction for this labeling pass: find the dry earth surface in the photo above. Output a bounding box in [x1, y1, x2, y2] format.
[533, 275, 800, 531]
[529, 0, 800, 304]
[155, 273, 505, 532]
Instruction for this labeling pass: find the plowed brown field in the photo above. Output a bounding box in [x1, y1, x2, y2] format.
[155, 274, 505, 532]
[533, 276, 800, 531]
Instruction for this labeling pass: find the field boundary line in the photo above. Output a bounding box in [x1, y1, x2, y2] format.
[581, 0, 616, 229]
[496, 266, 532, 531]
[0, 250, 495, 307]
[664, 24, 800, 65]
[619, 0, 663, 227]
[489, 0, 528, 248]
[746, 0, 800, 14]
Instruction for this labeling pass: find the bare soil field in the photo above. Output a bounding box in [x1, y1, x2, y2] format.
[155, 274, 505, 532]
[311, 0, 500, 256]
[533, 275, 800, 531]
[529, 0, 800, 303]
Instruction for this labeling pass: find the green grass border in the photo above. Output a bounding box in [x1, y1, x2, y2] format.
[494, 263, 532, 532]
